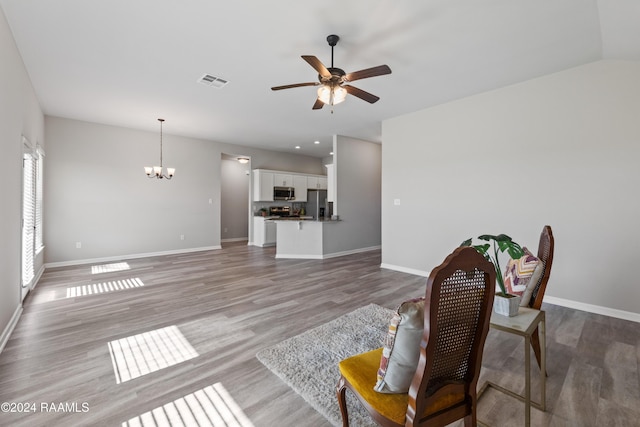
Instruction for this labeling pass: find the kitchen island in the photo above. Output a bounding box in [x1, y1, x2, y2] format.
[272, 218, 343, 259]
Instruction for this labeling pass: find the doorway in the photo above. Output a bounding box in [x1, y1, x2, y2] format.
[220, 154, 251, 246]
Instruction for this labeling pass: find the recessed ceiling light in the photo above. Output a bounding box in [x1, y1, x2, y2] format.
[314, 140, 320, 144]
[329, 151, 334, 155]
[295, 146, 301, 149]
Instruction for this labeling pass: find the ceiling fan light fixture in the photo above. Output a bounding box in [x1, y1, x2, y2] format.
[317, 84, 347, 106]
[333, 86, 347, 104]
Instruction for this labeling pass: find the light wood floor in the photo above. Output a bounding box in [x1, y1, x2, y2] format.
[1, 242, 639, 426]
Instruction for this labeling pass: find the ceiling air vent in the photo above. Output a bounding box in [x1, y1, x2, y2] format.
[198, 74, 229, 88]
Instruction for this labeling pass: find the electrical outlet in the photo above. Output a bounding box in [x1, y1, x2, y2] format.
[180, 234, 185, 240]
[76, 241, 82, 249]
[224, 227, 228, 233]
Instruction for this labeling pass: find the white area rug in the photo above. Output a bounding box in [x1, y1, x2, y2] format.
[256, 304, 394, 427]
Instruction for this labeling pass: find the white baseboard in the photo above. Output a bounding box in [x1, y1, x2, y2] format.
[380, 263, 430, 277]
[380, 263, 640, 323]
[33, 264, 45, 290]
[543, 296, 640, 323]
[322, 245, 381, 259]
[45, 246, 223, 269]
[0, 305, 23, 355]
[251, 242, 276, 248]
[276, 245, 381, 260]
[275, 254, 322, 259]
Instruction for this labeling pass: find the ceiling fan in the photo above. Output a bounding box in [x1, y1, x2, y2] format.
[271, 34, 392, 110]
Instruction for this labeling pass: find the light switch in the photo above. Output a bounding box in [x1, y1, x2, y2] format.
[393, 199, 401, 206]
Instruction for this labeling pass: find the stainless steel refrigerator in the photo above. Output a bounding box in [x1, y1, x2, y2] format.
[306, 189, 328, 219]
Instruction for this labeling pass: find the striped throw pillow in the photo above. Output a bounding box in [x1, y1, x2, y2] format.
[374, 297, 424, 394]
[504, 247, 544, 306]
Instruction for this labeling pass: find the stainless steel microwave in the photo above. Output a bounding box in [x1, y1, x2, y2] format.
[274, 186, 295, 200]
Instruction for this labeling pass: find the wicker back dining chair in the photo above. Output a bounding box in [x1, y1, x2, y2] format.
[527, 225, 554, 370]
[336, 246, 496, 427]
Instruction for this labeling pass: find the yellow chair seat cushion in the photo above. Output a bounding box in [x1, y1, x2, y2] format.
[339, 348, 408, 424]
[339, 348, 467, 425]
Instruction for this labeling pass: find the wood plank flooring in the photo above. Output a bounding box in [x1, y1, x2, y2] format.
[0, 242, 639, 426]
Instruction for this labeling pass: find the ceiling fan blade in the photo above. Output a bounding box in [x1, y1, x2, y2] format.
[271, 82, 319, 91]
[312, 98, 324, 110]
[345, 65, 392, 82]
[344, 85, 380, 103]
[302, 55, 331, 78]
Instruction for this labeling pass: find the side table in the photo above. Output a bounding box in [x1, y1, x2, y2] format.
[478, 307, 546, 427]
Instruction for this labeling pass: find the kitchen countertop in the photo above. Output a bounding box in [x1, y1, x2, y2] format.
[269, 217, 341, 222]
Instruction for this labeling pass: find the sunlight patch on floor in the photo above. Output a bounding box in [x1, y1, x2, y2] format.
[108, 325, 198, 384]
[91, 262, 131, 274]
[66, 277, 144, 298]
[122, 382, 255, 427]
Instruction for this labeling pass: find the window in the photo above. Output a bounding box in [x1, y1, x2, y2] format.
[35, 145, 44, 251]
[21, 138, 44, 289]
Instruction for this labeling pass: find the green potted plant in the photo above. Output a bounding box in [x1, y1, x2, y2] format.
[461, 234, 524, 316]
[259, 207, 268, 217]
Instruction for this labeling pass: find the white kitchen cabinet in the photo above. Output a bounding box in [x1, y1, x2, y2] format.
[307, 175, 328, 190]
[293, 175, 308, 202]
[253, 170, 274, 202]
[274, 173, 294, 187]
[307, 176, 318, 189]
[254, 169, 328, 202]
[253, 217, 276, 247]
[317, 177, 327, 190]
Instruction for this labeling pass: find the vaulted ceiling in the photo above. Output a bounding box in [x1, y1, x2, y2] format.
[1, 0, 638, 157]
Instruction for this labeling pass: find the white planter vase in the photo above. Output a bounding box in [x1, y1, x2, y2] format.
[494, 293, 521, 317]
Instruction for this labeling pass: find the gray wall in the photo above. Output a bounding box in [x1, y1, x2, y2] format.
[44, 116, 323, 265]
[325, 135, 381, 254]
[381, 60, 640, 318]
[0, 7, 44, 346]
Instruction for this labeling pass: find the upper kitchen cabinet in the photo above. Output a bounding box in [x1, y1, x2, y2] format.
[293, 175, 308, 202]
[253, 170, 274, 202]
[307, 176, 328, 190]
[274, 173, 294, 187]
[253, 168, 329, 202]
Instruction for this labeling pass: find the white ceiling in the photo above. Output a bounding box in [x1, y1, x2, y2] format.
[2, 0, 639, 158]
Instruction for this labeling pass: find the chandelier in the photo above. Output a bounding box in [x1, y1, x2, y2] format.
[144, 118, 175, 179]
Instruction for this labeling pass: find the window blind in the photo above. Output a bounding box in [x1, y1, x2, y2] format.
[35, 147, 44, 251]
[22, 152, 36, 286]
